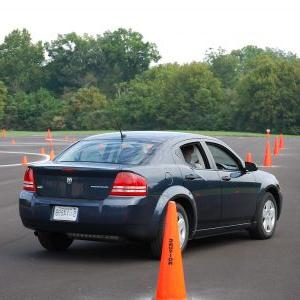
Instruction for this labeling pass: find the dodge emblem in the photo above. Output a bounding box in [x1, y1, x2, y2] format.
[66, 177, 73, 184]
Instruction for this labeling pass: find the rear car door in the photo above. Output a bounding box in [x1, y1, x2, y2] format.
[204, 141, 259, 225]
[173, 140, 222, 229]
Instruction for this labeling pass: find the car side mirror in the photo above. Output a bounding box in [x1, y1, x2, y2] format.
[245, 161, 258, 172]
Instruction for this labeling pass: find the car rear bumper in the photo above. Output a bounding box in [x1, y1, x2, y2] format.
[19, 191, 159, 241]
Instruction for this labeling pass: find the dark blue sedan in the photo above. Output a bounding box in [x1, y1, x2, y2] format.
[19, 131, 282, 258]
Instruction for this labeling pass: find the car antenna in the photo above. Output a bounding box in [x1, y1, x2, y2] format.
[116, 121, 126, 142]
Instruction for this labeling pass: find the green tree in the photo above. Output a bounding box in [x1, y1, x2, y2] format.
[114, 63, 222, 130]
[236, 56, 300, 133]
[0, 81, 7, 122]
[97, 28, 161, 95]
[4, 89, 64, 130]
[45, 28, 161, 96]
[44, 33, 100, 95]
[64, 86, 108, 130]
[0, 29, 44, 93]
[205, 48, 240, 88]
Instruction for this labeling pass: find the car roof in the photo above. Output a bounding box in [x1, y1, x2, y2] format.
[84, 131, 217, 143]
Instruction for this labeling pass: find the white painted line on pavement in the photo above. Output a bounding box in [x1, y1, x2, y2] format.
[0, 151, 50, 168]
[0, 142, 69, 146]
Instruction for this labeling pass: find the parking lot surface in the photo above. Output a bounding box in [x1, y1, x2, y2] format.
[0, 135, 299, 300]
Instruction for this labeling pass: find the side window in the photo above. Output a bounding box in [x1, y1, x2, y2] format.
[206, 143, 240, 171]
[179, 143, 209, 169]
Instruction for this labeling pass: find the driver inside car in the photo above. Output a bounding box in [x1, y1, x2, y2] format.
[182, 145, 203, 169]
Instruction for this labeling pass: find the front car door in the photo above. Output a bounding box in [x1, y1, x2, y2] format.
[173, 139, 222, 229]
[204, 141, 259, 225]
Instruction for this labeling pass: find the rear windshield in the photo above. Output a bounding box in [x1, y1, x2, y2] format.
[57, 140, 159, 165]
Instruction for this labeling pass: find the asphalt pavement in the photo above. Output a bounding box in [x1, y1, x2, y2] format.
[0, 134, 299, 300]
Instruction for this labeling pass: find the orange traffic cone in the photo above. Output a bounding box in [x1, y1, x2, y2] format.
[11, 139, 16, 145]
[263, 140, 272, 167]
[279, 133, 285, 150]
[155, 201, 187, 300]
[273, 137, 279, 156]
[39, 147, 45, 155]
[1, 128, 6, 138]
[49, 149, 55, 160]
[245, 152, 253, 163]
[21, 155, 28, 166]
[46, 128, 52, 140]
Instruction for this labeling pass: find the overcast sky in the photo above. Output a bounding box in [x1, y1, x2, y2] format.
[1, 0, 299, 63]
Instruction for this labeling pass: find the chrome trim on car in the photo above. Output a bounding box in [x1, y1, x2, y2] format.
[196, 222, 251, 232]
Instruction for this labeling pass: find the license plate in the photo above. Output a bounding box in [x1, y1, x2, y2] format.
[53, 206, 78, 222]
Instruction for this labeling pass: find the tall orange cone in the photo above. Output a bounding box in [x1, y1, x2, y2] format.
[49, 149, 55, 160]
[279, 133, 285, 150]
[11, 139, 16, 145]
[245, 152, 253, 163]
[39, 147, 45, 155]
[155, 201, 187, 300]
[263, 139, 272, 167]
[21, 155, 28, 166]
[273, 137, 279, 156]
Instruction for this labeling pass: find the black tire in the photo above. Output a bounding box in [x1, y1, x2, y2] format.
[149, 203, 189, 259]
[249, 192, 278, 239]
[37, 231, 73, 251]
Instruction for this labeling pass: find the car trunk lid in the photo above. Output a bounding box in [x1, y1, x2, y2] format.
[32, 162, 120, 200]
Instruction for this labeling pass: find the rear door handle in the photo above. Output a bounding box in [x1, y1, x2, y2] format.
[221, 175, 231, 181]
[185, 174, 203, 180]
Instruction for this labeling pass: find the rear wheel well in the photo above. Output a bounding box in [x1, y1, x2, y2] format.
[172, 197, 196, 238]
[265, 187, 281, 219]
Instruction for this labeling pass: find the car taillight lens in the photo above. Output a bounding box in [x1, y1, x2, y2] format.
[23, 167, 36, 192]
[109, 172, 147, 196]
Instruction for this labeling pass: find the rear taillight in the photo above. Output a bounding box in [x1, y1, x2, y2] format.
[23, 167, 36, 192]
[109, 172, 147, 196]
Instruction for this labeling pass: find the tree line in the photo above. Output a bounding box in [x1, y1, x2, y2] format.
[0, 28, 299, 133]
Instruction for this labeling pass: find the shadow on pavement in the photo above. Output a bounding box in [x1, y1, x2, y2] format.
[186, 230, 251, 254]
[18, 230, 251, 263]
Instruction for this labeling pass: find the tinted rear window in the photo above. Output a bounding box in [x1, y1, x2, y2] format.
[57, 140, 159, 165]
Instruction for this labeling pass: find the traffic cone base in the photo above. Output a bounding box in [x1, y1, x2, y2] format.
[155, 201, 187, 300]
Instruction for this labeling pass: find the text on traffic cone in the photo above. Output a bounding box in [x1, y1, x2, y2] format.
[155, 201, 187, 300]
